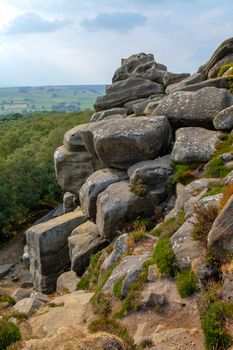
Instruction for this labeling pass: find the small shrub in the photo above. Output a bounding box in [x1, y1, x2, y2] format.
[218, 63, 233, 78]
[0, 319, 21, 349]
[192, 203, 218, 241]
[150, 211, 185, 238]
[153, 237, 179, 277]
[201, 182, 226, 199]
[129, 230, 145, 244]
[130, 179, 148, 197]
[203, 158, 231, 178]
[198, 289, 232, 350]
[91, 292, 111, 317]
[88, 317, 135, 349]
[0, 295, 15, 306]
[220, 184, 233, 209]
[113, 277, 125, 299]
[176, 268, 198, 298]
[169, 163, 200, 185]
[127, 216, 154, 233]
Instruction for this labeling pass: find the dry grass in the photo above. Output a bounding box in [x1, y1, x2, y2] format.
[219, 184, 233, 210]
[192, 203, 219, 242]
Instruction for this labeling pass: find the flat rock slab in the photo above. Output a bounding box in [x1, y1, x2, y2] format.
[96, 181, 155, 240]
[102, 254, 150, 297]
[26, 209, 87, 293]
[0, 263, 14, 279]
[90, 116, 172, 169]
[153, 87, 232, 128]
[94, 77, 164, 111]
[171, 127, 221, 164]
[79, 168, 128, 220]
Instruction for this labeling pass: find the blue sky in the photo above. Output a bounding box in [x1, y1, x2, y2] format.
[0, 0, 232, 86]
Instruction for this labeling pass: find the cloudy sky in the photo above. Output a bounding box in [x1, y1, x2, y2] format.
[0, 0, 232, 86]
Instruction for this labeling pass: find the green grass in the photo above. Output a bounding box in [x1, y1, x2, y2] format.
[76, 251, 102, 291]
[198, 289, 232, 350]
[0, 319, 21, 350]
[203, 158, 231, 178]
[150, 211, 185, 238]
[0, 295, 15, 305]
[176, 268, 198, 298]
[201, 182, 226, 199]
[153, 237, 179, 277]
[88, 317, 136, 350]
[113, 277, 125, 299]
[169, 163, 199, 186]
[218, 63, 233, 78]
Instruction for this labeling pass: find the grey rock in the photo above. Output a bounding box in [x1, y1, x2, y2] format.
[167, 77, 229, 93]
[213, 106, 233, 130]
[220, 152, 233, 162]
[100, 233, 129, 272]
[14, 297, 44, 316]
[124, 98, 148, 115]
[54, 146, 95, 195]
[26, 209, 87, 293]
[92, 116, 172, 169]
[163, 72, 190, 87]
[63, 192, 78, 214]
[128, 155, 173, 194]
[171, 219, 201, 268]
[90, 108, 126, 122]
[22, 246, 30, 268]
[222, 273, 233, 302]
[96, 181, 155, 240]
[12, 287, 33, 303]
[79, 168, 128, 220]
[63, 124, 87, 152]
[132, 99, 151, 116]
[196, 263, 220, 287]
[94, 77, 165, 111]
[140, 291, 165, 308]
[198, 37, 233, 79]
[144, 98, 164, 116]
[0, 264, 14, 280]
[102, 254, 150, 297]
[69, 221, 107, 275]
[154, 87, 232, 128]
[56, 271, 79, 293]
[30, 291, 50, 303]
[171, 127, 221, 164]
[208, 194, 233, 261]
[208, 53, 233, 78]
[165, 73, 204, 94]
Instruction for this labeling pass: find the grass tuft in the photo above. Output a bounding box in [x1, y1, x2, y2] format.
[153, 237, 179, 277]
[150, 211, 185, 238]
[113, 277, 125, 299]
[192, 203, 218, 242]
[0, 319, 21, 350]
[176, 268, 198, 298]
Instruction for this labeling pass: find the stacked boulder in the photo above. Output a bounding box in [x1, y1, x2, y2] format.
[26, 38, 233, 293]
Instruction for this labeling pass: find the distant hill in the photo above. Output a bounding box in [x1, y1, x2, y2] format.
[0, 85, 105, 118]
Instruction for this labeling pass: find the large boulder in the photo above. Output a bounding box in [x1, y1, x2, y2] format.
[69, 221, 107, 275]
[198, 37, 233, 79]
[87, 116, 172, 169]
[208, 194, 233, 261]
[153, 87, 232, 128]
[14, 297, 45, 316]
[56, 271, 79, 293]
[128, 155, 173, 194]
[213, 106, 233, 130]
[26, 209, 87, 293]
[79, 168, 128, 220]
[96, 181, 155, 240]
[63, 124, 88, 152]
[94, 77, 164, 111]
[171, 127, 221, 164]
[165, 73, 204, 94]
[54, 146, 95, 195]
[102, 254, 150, 297]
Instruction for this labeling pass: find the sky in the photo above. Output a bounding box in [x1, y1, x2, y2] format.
[0, 0, 232, 86]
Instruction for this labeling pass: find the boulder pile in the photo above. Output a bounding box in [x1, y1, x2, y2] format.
[25, 38, 233, 294]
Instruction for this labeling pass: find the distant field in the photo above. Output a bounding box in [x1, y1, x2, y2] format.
[0, 85, 105, 118]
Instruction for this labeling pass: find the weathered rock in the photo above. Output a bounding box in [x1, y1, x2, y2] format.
[140, 291, 165, 308]
[213, 105, 233, 130]
[171, 127, 221, 164]
[167, 77, 229, 93]
[128, 155, 173, 195]
[54, 146, 95, 195]
[165, 73, 204, 94]
[30, 291, 50, 303]
[132, 99, 151, 116]
[102, 254, 150, 297]
[208, 195, 233, 261]
[208, 53, 233, 78]
[171, 219, 202, 268]
[94, 77, 165, 111]
[63, 124, 87, 152]
[26, 209, 87, 293]
[56, 271, 79, 293]
[222, 272, 233, 302]
[163, 72, 190, 87]
[0, 264, 14, 280]
[63, 192, 78, 213]
[69, 221, 107, 275]
[90, 108, 126, 122]
[92, 116, 172, 169]
[185, 193, 223, 219]
[196, 262, 220, 287]
[198, 37, 233, 79]
[144, 98, 164, 115]
[154, 87, 232, 128]
[14, 297, 45, 316]
[96, 181, 156, 240]
[100, 233, 129, 272]
[79, 168, 128, 220]
[124, 98, 148, 115]
[12, 287, 33, 303]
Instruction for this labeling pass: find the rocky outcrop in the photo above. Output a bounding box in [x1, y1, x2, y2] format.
[213, 105, 233, 130]
[171, 127, 221, 163]
[26, 209, 87, 293]
[153, 87, 232, 128]
[79, 168, 128, 220]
